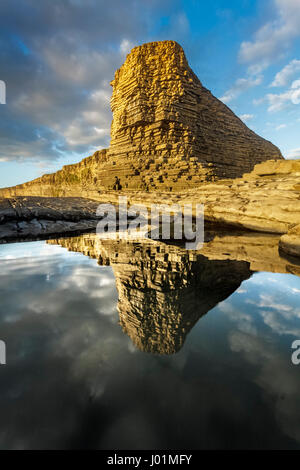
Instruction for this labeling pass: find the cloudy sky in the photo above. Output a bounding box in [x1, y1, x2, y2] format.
[0, 0, 300, 188]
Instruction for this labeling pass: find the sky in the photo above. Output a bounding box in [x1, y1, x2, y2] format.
[0, 0, 300, 188]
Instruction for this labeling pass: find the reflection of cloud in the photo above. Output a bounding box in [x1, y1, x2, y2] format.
[218, 300, 257, 335]
[229, 330, 300, 444]
[1, 242, 300, 449]
[260, 310, 300, 336]
[219, 271, 300, 445]
[257, 293, 293, 312]
[0, 240, 68, 260]
[0, 239, 124, 448]
[0, 241, 118, 324]
[236, 288, 247, 294]
[245, 289, 300, 337]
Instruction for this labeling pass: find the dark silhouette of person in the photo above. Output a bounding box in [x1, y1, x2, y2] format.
[113, 176, 122, 190]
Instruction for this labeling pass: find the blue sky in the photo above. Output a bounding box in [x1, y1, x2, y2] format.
[0, 0, 300, 188]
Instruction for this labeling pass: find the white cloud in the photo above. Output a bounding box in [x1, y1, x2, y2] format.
[271, 59, 300, 86]
[239, 114, 254, 122]
[89, 88, 111, 104]
[286, 148, 300, 159]
[264, 78, 300, 111]
[252, 97, 265, 106]
[275, 123, 287, 130]
[120, 39, 134, 56]
[292, 78, 300, 89]
[220, 76, 262, 104]
[239, 0, 300, 70]
[62, 121, 110, 147]
[44, 47, 114, 86]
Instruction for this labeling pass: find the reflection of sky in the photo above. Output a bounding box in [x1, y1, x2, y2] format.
[0, 242, 300, 449]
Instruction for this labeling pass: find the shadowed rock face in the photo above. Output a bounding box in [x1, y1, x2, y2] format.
[0, 40, 282, 198]
[48, 234, 253, 354]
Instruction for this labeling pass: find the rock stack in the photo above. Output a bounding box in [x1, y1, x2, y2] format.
[102, 40, 282, 190]
[0, 40, 283, 197]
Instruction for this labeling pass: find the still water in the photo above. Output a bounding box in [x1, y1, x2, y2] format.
[0, 234, 300, 450]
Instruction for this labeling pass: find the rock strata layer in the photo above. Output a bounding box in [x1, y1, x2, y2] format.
[100, 159, 300, 236]
[2, 159, 300, 257]
[0, 196, 102, 242]
[0, 40, 282, 197]
[107, 41, 282, 188]
[279, 225, 300, 257]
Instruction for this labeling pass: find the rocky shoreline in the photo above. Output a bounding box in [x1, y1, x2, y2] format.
[0, 196, 101, 242]
[1, 173, 300, 260]
[0, 41, 299, 256]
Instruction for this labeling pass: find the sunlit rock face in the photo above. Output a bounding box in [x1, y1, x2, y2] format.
[106, 40, 282, 189]
[48, 234, 252, 354]
[0, 40, 282, 198]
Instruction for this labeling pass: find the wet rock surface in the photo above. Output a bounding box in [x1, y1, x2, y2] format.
[280, 224, 300, 257]
[0, 196, 101, 242]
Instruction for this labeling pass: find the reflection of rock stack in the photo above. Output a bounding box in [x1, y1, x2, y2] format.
[48, 235, 252, 354]
[114, 245, 252, 354]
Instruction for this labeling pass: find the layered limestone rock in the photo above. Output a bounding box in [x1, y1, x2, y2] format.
[0, 40, 282, 198]
[0, 150, 109, 199]
[279, 225, 300, 257]
[105, 40, 282, 189]
[0, 196, 102, 242]
[2, 42, 298, 248]
[105, 159, 300, 235]
[2, 159, 300, 251]
[47, 231, 300, 354]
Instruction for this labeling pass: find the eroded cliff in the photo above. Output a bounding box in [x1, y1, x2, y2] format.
[0, 40, 282, 198]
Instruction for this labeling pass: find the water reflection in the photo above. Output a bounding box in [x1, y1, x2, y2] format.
[48, 232, 300, 354]
[0, 234, 300, 449]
